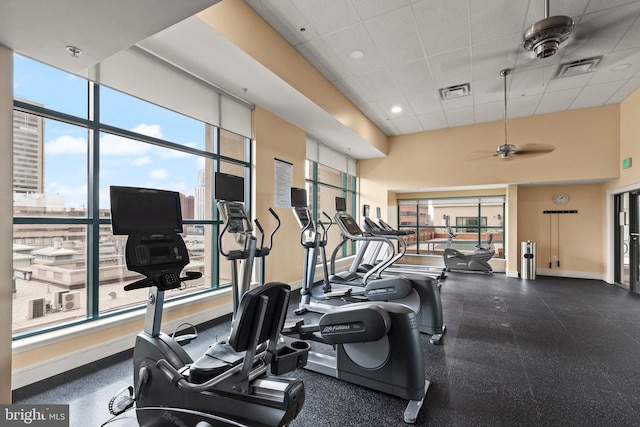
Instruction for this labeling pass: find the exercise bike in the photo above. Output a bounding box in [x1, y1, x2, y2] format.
[442, 214, 494, 274]
[108, 185, 308, 427]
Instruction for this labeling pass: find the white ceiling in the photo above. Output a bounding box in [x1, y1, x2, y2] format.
[1, 0, 640, 161]
[245, 0, 640, 136]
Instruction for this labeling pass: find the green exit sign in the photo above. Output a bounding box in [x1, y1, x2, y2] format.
[623, 157, 632, 169]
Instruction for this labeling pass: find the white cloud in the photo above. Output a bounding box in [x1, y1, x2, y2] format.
[195, 157, 206, 170]
[100, 133, 150, 156]
[45, 135, 87, 154]
[132, 156, 151, 166]
[132, 123, 163, 139]
[149, 169, 168, 180]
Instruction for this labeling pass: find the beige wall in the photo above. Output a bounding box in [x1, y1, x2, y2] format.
[1, 45, 13, 403]
[612, 87, 640, 189]
[359, 105, 620, 278]
[517, 184, 605, 276]
[198, 0, 388, 155]
[252, 106, 307, 285]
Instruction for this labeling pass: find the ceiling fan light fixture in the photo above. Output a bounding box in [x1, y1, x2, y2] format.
[497, 144, 517, 158]
[523, 15, 574, 59]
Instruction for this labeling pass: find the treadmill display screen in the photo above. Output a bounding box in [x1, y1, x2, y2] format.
[291, 187, 308, 208]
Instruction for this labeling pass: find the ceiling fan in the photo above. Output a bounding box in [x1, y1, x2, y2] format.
[522, 0, 574, 59]
[494, 68, 554, 159]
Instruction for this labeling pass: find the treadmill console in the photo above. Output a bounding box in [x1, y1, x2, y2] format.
[336, 213, 363, 236]
[218, 200, 253, 234]
[124, 233, 190, 291]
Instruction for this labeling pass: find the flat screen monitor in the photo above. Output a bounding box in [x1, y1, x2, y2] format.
[110, 186, 183, 235]
[335, 196, 347, 212]
[215, 172, 244, 202]
[291, 187, 308, 208]
[362, 204, 370, 217]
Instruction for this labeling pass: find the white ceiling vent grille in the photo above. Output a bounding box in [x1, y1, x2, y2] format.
[556, 56, 602, 78]
[439, 83, 472, 100]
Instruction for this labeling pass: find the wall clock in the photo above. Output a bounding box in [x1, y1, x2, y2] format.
[553, 193, 569, 205]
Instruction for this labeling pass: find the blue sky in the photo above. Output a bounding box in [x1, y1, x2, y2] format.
[13, 54, 208, 209]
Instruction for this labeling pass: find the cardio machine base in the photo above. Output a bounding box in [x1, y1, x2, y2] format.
[443, 249, 494, 274]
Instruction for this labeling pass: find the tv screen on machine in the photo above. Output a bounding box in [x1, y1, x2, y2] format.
[110, 186, 183, 235]
[290, 187, 308, 208]
[215, 172, 245, 203]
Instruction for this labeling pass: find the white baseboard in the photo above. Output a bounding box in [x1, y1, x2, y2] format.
[525, 269, 605, 281]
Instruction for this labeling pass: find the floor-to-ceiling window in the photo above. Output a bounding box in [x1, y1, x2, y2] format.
[398, 196, 505, 259]
[305, 138, 357, 260]
[12, 54, 251, 337]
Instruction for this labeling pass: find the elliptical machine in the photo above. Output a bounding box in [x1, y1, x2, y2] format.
[109, 185, 308, 427]
[443, 214, 494, 274]
[290, 189, 444, 343]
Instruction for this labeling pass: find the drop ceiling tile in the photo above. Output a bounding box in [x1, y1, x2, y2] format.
[332, 76, 374, 104]
[470, 0, 529, 44]
[290, 0, 361, 36]
[350, 0, 411, 21]
[536, 87, 582, 115]
[511, 67, 554, 97]
[406, 89, 443, 115]
[445, 106, 475, 127]
[474, 101, 504, 124]
[585, 0, 639, 14]
[296, 38, 352, 82]
[322, 23, 387, 75]
[506, 94, 542, 118]
[523, 0, 589, 26]
[364, 5, 425, 65]
[355, 69, 404, 101]
[471, 32, 521, 80]
[392, 115, 424, 134]
[473, 76, 504, 105]
[417, 111, 449, 131]
[616, 7, 640, 51]
[588, 48, 640, 85]
[413, 0, 471, 56]
[389, 58, 436, 94]
[428, 47, 472, 88]
[376, 96, 416, 119]
[608, 76, 640, 103]
[571, 80, 627, 109]
[566, 4, 640, 60]
[546, 72, 594, 92]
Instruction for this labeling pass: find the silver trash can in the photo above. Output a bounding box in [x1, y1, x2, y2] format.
[521, 241, 536, 280]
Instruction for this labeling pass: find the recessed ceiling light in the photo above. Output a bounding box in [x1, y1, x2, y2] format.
[612, 63, 631, 72]
[350, 50, 365, 59]
[391, 106, 402, 114]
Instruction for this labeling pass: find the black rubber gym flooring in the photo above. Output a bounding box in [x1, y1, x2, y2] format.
[13, 273, 640, 426]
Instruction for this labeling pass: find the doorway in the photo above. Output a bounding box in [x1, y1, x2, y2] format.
[615, 191, 640, 293]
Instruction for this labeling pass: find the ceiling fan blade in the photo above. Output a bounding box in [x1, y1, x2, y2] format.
[510, 143, 555, 158]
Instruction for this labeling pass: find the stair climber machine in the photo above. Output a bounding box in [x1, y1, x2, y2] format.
[107, 184, 309, 427]
[443, 214, 494, 274]
[285, 190, 430, 423]
[292, 188, 444, 344]
[357, 205, 446, 282]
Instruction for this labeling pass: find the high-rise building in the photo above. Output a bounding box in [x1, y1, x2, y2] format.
[180, 193, 195, 220]
[13, 102, 44, 193]
[195, 169, 206, 220]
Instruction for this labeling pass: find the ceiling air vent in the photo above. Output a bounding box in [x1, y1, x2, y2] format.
[556, 56, 602, 78]
[439, 83, 471, 100]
